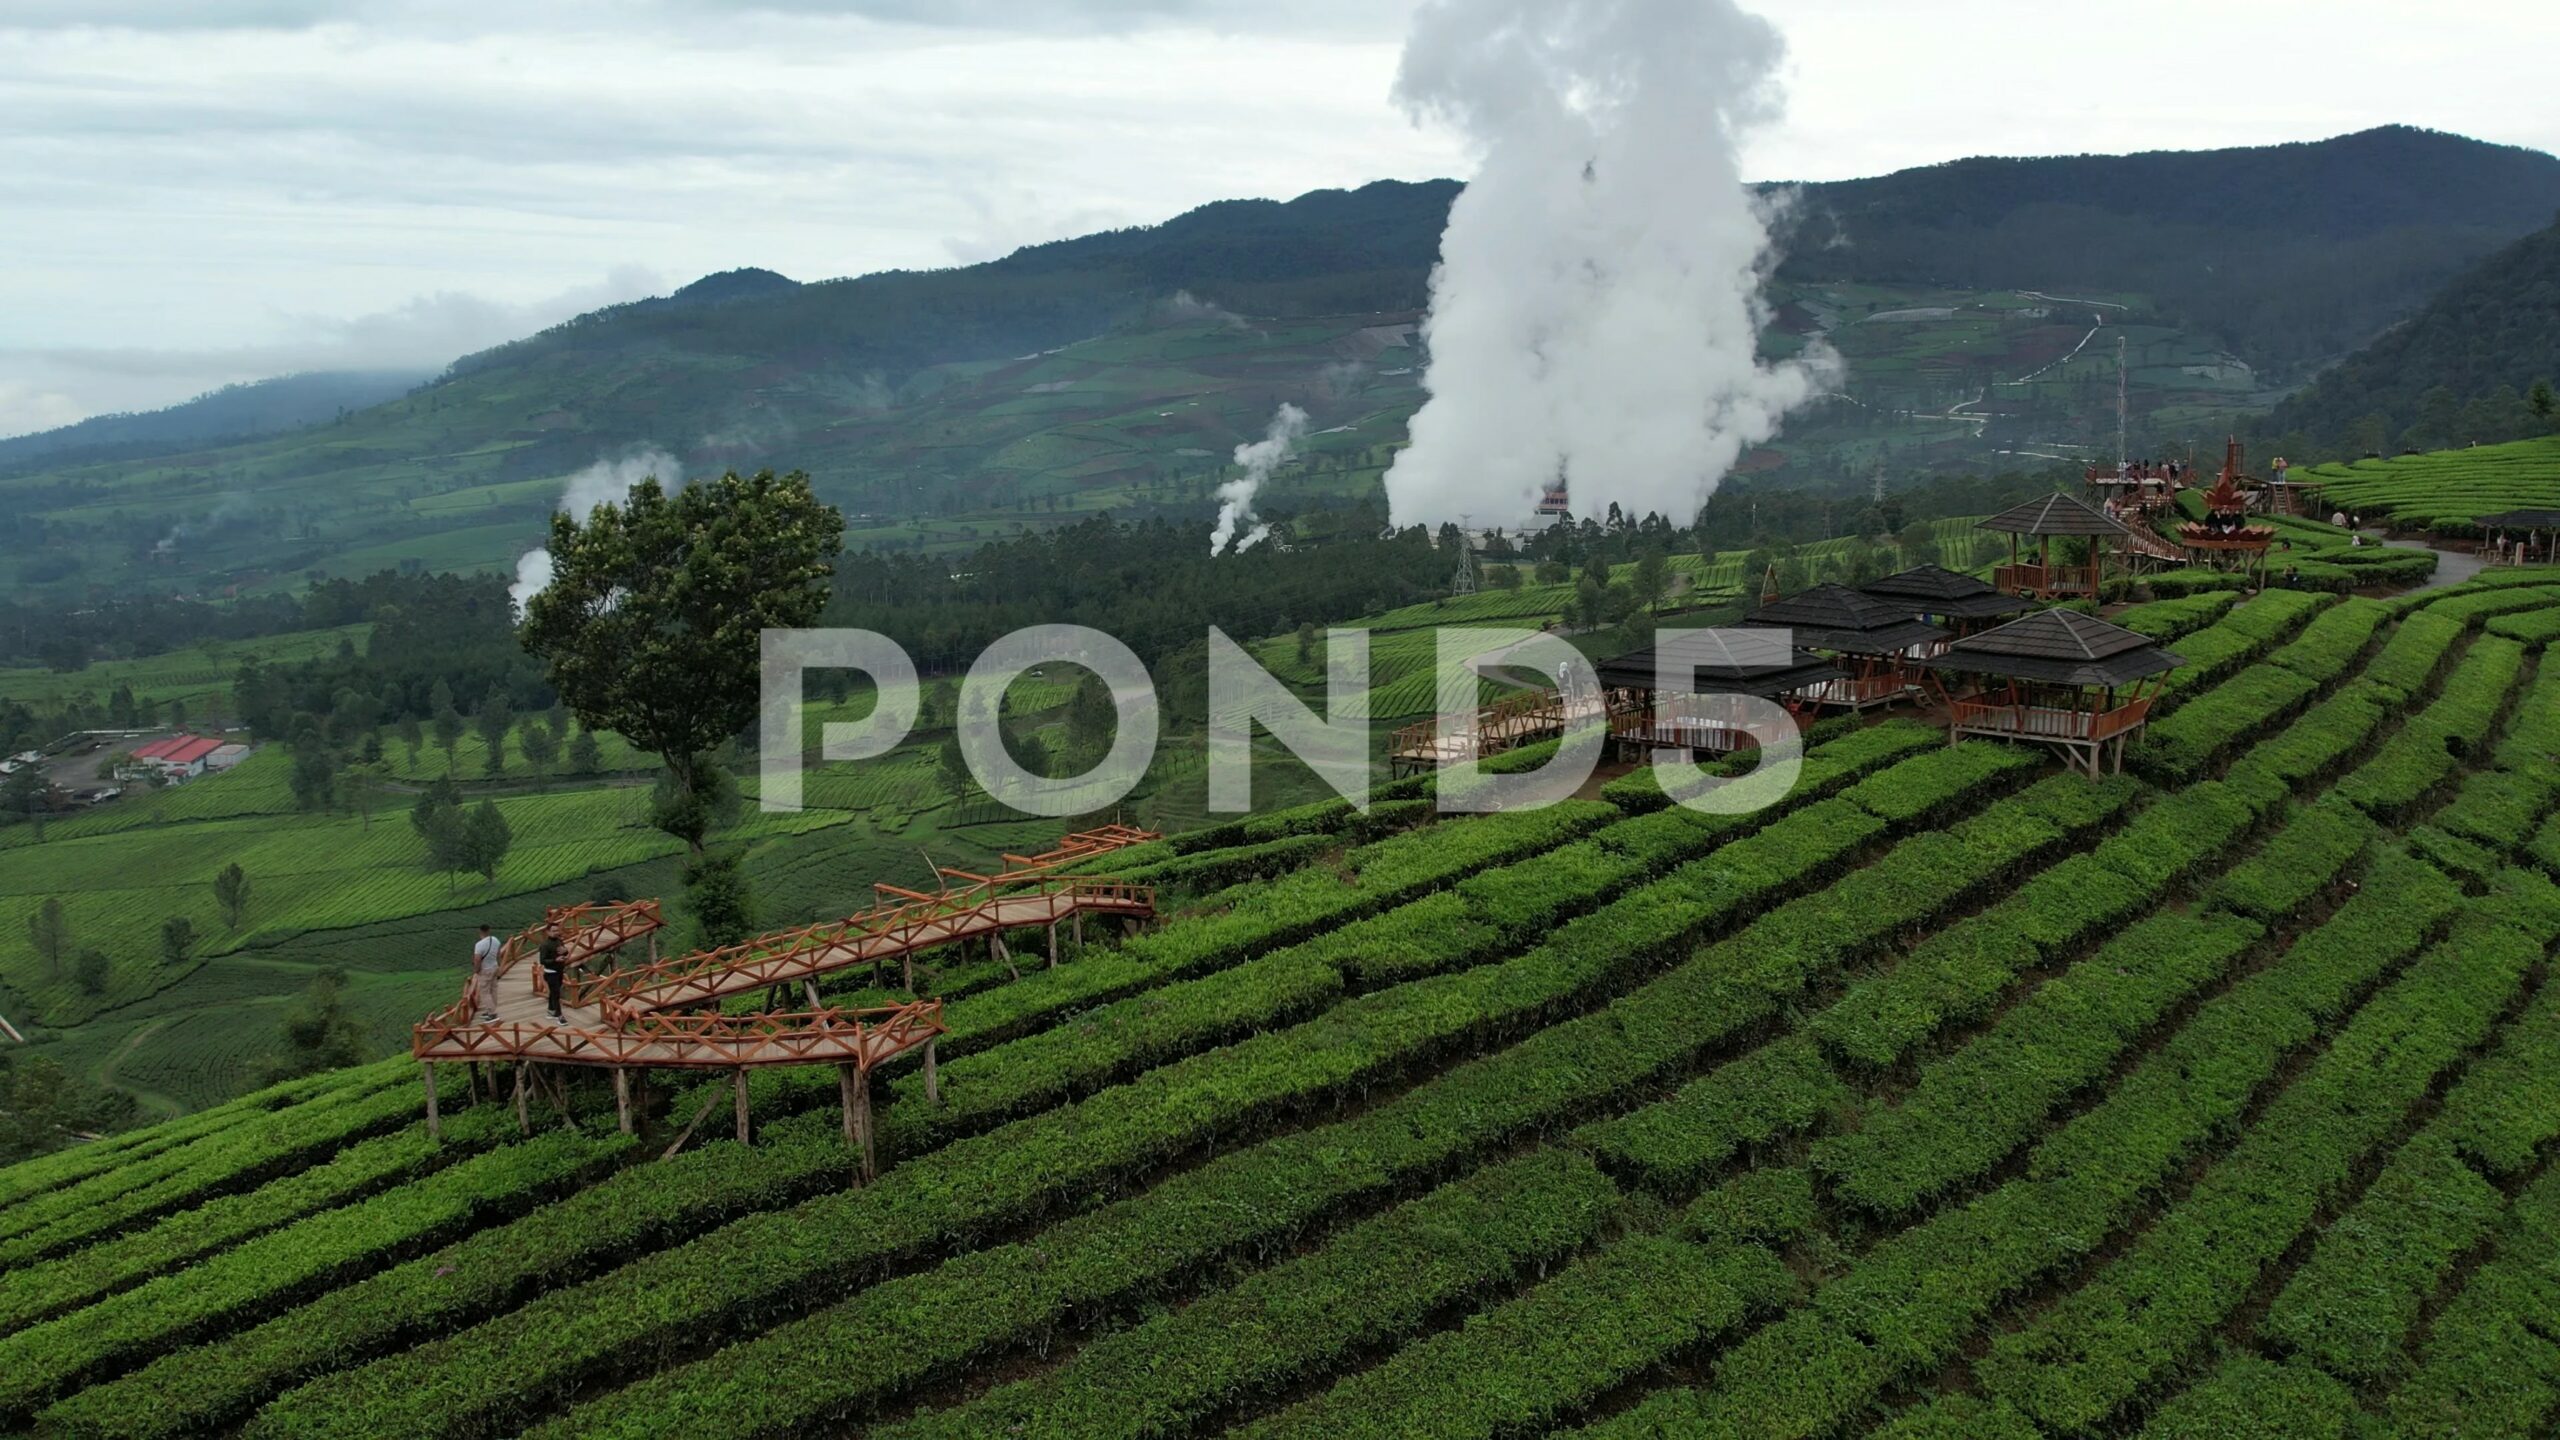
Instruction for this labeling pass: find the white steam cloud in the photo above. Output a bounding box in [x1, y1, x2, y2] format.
[1382, 0, 1839, 529]
[1209, 403, 1307, 556]
[508, 445, 685, 614]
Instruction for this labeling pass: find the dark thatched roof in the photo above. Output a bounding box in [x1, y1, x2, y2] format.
[2475, 509, 2560, 529]
[1915, 608, 2181, 687]
[1860, 566, 2031, 621]
[1976, 492, 2131, 538]
[1737, 583, 1949, 655]
[1597, 630, 1848, 699]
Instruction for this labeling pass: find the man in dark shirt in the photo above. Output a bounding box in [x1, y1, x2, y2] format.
[538, 922, 567, 1021]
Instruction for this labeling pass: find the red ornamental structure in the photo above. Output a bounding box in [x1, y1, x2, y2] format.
[2178, 439, 2279, 585]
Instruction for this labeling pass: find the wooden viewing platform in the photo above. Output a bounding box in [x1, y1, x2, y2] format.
[410, 826, 1157, 1178]
[1920, 610, 2181, 778]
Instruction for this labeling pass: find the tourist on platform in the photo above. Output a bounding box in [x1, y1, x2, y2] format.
[471, 924, 502, 1023]
[538, 922, 567, 1021]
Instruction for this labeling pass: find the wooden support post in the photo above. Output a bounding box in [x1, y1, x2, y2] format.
[923, 1036, 941, 1105]
[659, 1082, 729, 1161]
[422, 1063, 441, 1141]
[802, 978, 823, 1011]
[733, 1068, 752, 1146]
[1047, 921, 1059, 969]
[1074, 909, 1084, 947]
[512, 1063, 530, 1135]
[992, 934, 1017, 982]
[848, 1063, 877, 1183]
[612, 1067, 632, 1134]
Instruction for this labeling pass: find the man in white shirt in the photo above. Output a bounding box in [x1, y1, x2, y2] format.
[471, 924, 503, 1023]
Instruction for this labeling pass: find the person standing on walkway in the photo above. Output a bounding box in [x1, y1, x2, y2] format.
[471, 923, 503, 1023]
[538, 922, 567, 1021]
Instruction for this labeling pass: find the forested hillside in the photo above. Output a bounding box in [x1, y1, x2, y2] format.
[0, 371, 431, 471]
[1782, 126, 2560, 375]
[461, 125, 2559, 402]
[2259, 217, 2560, 454]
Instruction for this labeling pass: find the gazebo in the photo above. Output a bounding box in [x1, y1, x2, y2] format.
[1736, 582, 1948, 710]
[2476, 509, 2560, 567]
[1596, 630, 1846, 759]
[1918, 609, 2181, 777]
[1860, 564, 2030, 640]
[1977, 492, 2131, 601]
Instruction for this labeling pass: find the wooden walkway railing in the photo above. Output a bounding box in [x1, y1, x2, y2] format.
[583, 874, 1154, 1012]
[1388, 688, 1606, 776]
[407, 824, 1156, 1174]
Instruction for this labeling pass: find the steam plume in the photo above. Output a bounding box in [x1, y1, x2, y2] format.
[508, 445, 684, 613]
[1209, 403, 1307, 556]
[1383, 0, 1838, 529]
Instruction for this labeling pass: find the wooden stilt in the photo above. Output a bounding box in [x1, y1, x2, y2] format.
[838, 1063, 860, 1147]
[802, 978, 823, 1010]
[422, 1063, 441, 1141]
[1047, 922, 1059, 969]
[659, 1082, 728, 1161]
[923, 1036, 941, 1105]
[850, 1064, 876, 1183]
[512, 1063, 530, 1135]
[1074, 909, 1084, 947]
[612, 1067, 632, 1134]
[733, 1068, 752, 1146]
[992, 934, 1017, 981]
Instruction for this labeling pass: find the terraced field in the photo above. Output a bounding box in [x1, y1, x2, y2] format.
[7, 574, 2560, 1439]
[2299, 435, 2560, 535]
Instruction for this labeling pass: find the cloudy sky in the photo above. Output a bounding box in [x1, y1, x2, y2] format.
[3, 0, 2554, 437]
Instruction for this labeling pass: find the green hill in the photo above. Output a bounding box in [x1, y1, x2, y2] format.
[2262, 217, 2560, 454]
[0, 371, 432, 471]
[5, 562, 2560, 1437]
[7, 127, 2558, 604]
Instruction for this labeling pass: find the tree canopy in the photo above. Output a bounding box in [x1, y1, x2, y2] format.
[519, 468, 844, 853]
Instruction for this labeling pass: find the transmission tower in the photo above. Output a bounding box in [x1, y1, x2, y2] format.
[2115, 334, 2129, 474]
[1452, 514, 1478, 595]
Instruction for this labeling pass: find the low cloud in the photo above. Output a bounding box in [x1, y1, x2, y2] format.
[0, 267, 661, 437]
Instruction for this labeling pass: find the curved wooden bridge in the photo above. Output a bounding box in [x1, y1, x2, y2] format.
[409, 826, 1158, 1176]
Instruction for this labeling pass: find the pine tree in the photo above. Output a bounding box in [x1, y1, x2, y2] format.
[28, 898, 69, 977]
[213, 863, 251, 930]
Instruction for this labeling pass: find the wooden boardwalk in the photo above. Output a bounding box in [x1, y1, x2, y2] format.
[408, 827, 1158, 1170]
[1388, 688, 1607, 777]
[587, 876, 1153, 1015]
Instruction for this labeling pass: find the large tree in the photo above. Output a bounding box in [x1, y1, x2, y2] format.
[519, 469, 844, 857]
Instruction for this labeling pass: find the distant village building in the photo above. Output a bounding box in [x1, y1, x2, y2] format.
[127, 734, 224, 780]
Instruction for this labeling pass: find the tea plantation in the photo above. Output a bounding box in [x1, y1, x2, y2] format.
[5, 571, 2560, 1439]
